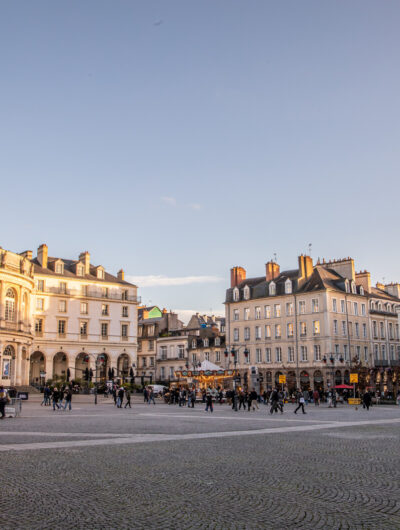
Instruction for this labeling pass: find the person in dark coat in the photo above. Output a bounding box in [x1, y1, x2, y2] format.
[205, 392, 213, 413]
[363, 391, 372, 411]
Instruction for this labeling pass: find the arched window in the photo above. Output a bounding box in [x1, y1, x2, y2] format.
[3, 345, 15, 357]
[243, 285, 250, 300]
[269, 282, 276, 296]
[351, 281, 357, 294]
[5, 289, 16, 322]
[285, 279, 292, 294]
[370, 301, 375, 310]
[233, 287, 239, 302]
[344, 280, 350, 293]
[359, 286, 364, 296]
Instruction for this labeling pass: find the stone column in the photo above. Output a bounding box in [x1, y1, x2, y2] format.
[67, 354, 76, 382]
[45, 354, 54, 381]
[15, 343, 22, 386]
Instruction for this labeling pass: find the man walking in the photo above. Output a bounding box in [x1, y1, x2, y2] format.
[124, 388, 131, 408]
[248, 389, 259, 411]
[294, 390, 306, 414]
[363, 391, 372, 411]
[117, 387, 124, 408]
[205, 392, 213, 413]
[0, 386, 10, 419]
[63, 387, 72, 411]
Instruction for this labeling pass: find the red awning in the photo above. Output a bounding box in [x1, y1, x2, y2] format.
[334, 384, 353, 389]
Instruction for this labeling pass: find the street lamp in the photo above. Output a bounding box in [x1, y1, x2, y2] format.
[323, 353, 344, 404]
[225, 345, 249, 411]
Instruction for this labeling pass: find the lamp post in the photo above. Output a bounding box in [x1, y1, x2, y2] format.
[83, 353, 105, 405]
[224, 345, 249, 411]
[323, 353, 344, 406]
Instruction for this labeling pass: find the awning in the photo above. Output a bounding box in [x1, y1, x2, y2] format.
[334, 384, 353, 389]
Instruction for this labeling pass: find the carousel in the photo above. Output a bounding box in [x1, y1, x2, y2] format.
[175, 360, 237, 390]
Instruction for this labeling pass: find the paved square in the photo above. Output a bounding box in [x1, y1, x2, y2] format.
[1, 397, 400, 529]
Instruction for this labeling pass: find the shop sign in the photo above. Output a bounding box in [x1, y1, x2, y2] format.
[279, 375, 286, 384]
[348, 398, 361, 405]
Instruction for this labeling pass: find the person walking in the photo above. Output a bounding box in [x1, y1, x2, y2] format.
[269, 389, 279, 414]
[248, 389, 258, 412]
[205, 392, 213, 413]
[63, 387, 72, 411]
[294, 390, 306, 414]
[148, 388, 156, 405]
[238, 391, 247, 410]
[313, 389, 320, 406]
[277, 390, 284, 414]
[363, 391, 372, 411]
[124, 389, 131, 408]
[52, 387, 60, 410]
[0, 386, 10, 419]
[117, 387, 124, 408]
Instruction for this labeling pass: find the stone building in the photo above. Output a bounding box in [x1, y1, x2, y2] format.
[225, 256, 400, 393]
[0, 244, 139, 387]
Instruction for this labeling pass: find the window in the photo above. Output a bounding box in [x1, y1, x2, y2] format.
[244, 327, 250, 341]
[81, 285, 88, 296]
[255, 326, 261, 340]
[81, 302, 88, 314]
[59, 282, 67, 294]
[160, 367, 165, 379]
[214, 350, 219, 362]
[80, 321, 88, 337]
[345, 280, 350, 293]
[344, 345, 348, 360]
[243, 286, 250, 300]
[314, 345, 321, 361]
[58, 300, 67, 313]
[374, 344, 379, 359]
[312, 299, 319, 313]
[342, 321, 347, 336]
[5, 289, 16, 322]
[351, 281, 357, 294]
[274, 304, 281, 317]
[372, 321, 377, 338]
[149, 340, 154, 351]
[169, 367, 174, 379]
[97, 268, 105, 280]
[77, 264, 84, 277]
[122, 290, 128, 301]
[102, 287, 108, 298]
[101, 322, 108, 338]
[138, 326, 143, 337]
[265, 325, 271, 339]
[201, 338, 208, 347]
[178, 345, 185, 359]
[285, 279, 292, 294]
[356, 345, 361, 359]
[396, 324, 399, 340]
[313, 321, 320, 335]
[300, 322, 307, 336]
[288, 347, 294, 363]
[265, 305, 271, 318]
[298, 301, 305, 314]
[269, 282, 276, 296]
[35, 319, 43, 334]
[233, 328, 239, 342]
[361, 303, 366, 316]
[274, 347, 281, 362]
[245, 349, 250, 364]
[58, 320, 66, 336]
[148, 325, 155, 336]
[244, 308, 250, 321]
[380, 322, 385, 339]
[233, 287, 239, 301]
[255, 306, 261, 319]
[192, 353, 197, 363]
[364, 347, 368, 362]
[215, 337, 221, 346]
[170, 345, 175, 357]
[36, 298, 44, 311]
[389, 323, 393, 340]
[275, 324, 281, 338]
[287, 323, 294, 338]
[363, 323, 367, 338]
[390, 345, 395, 360]
[355, 322, 359, 338]
[340, 300, 345, 313]
[160, 346, 167, 360]
[333, 320, 338, 334]
[37, 279, 44, 291]
[353, 302, 358, 316]
[233, 309, 239, 321]
[286, 302, 293, 316]
[101, 304, 109, 316]
[382, 345, 387, 359]
[335, 344, 339, 355]
[150, 357, 155, 367]
[204, 352, 210, 361]
[55, 262, 64, 274]
[265, 348, 272, 363]
[122, 306, 128, 317]
[332, 299, 337, 312]
[300, 346, 308, 361]
[256, 348, 262, 363]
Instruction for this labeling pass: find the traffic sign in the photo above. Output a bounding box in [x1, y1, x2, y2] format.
[350, 373, 358, 384]
[279, 375, 286, 384]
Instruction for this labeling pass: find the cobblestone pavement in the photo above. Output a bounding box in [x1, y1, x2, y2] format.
[1, 401, 400, 529]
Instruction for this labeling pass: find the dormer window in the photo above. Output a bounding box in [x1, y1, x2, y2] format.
[269, 282, 276, 296]
[233, 287, 239, 302]
[370, 301, 375, 310]
[359, 286, 364, 296]
[243, 285, 250, 300]
[96, 267, 105, 280]
[77, 264, 84, 277]
[55, 262, 64, 275]
[345, 280, 350, 293]
[203, 338, 209, 347]
[378, 303, 382, 311]
[192, 339, 197, 348]
[215, 337, 220, 346]
[351, 281, 357, 294]
[285, 279, 292, 294]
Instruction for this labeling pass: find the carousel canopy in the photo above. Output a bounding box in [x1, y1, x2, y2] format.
[198, 360, 223, 372]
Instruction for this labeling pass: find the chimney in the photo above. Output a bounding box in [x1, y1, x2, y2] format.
[298, 255, 305, 279]
[79, 251, 90, 275]
[37, 244, 48, 268]
[355, 271, 371, 293]
[230, 266, 246, 288]
[376, 282, 385, 291]
[266, 261, 280, 282]
[325, 257, 355, 281]
[304, 255, 313, 278]
[20, 250, 33, 260]
[384, 283, 400, 299]
[117, 269, 124, 281]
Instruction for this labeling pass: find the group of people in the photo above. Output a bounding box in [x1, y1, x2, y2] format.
[109, 385, 132, 408]
[41, 385, 73, 411]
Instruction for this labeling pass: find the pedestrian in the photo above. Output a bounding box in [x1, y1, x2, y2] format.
[294, 390, 306, 414]
[117, 387, 124, 408]
[248, 389, 258, 411]
[269, 389, 279, 414]
[148, 388, 156, 405]
[238, 391, 247, 410]
[124, 389, 131, 408]
[63, 387, 72, 411]
[143, 387, 148, 403]
[313, 389, 320, 406]
[205, 392, 213, 413]
[363, 391, 372, 411]
[277, 391, 284, 414]
[52, 387, 60, 410]
[112, 386, 117, 405]
[0, 386, 10, 419]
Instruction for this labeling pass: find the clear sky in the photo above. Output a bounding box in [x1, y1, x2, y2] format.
[1, 1, 399, 321]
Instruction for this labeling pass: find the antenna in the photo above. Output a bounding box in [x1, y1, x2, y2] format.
[308, 243, 312, 256]
[273, 253, 277, 263]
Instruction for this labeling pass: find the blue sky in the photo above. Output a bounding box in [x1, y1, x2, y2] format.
[1, 1, 399, 320]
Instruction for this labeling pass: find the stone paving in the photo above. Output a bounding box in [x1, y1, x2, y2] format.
[1, 399, 400, 529]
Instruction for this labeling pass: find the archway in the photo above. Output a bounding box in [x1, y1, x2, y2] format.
[75, 352, 89, 383]
[275, 371, 283, 388]
[3, 345, 16, 384]
[266, 371, 272, 389]
[117, 353, 130, 383]
[335, 370, 342, 386]
[53, 352, 68, 381]
[287, 371, 297, 392]
[313, 370, 324, 391]
[30, 351, 45, 385]
[300, 370, 310, 391]
[344, 370, 350, 385]
[96, 353, 109, 381]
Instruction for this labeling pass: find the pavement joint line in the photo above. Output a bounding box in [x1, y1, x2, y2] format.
[137, 413, 341, 423]
[1, 417, 400, 452]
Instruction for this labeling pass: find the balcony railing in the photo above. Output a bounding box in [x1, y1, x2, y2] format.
[37, 286, 140, 302]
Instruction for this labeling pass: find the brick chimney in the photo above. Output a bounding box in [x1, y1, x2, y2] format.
[37, 244, 48, 268]
[20, 250, 33, 260]
[79, 251, 90, 275]
[266, 261, 280, 282]
[117, 269, 124, 281]
[230, 266, 246, 288]
[355, 271, 371, 293]
[385, 283, 400, 299]
[304, 255, 313, 278]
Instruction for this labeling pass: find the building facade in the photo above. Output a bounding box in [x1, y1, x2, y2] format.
[0, 244, 139, 387]
[225, 256, 400, 394]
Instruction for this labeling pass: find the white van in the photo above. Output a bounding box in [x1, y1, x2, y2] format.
[147, 384, 167, 397]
